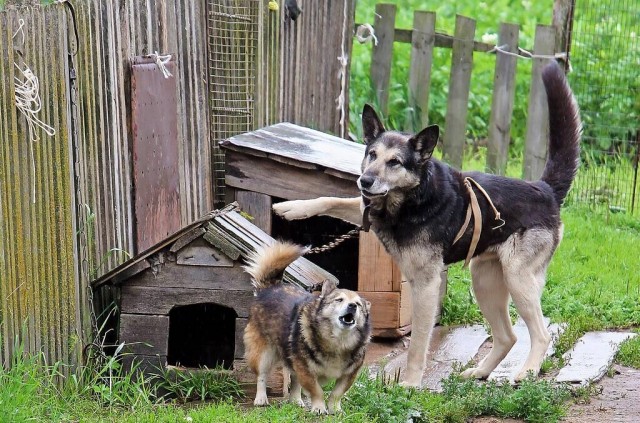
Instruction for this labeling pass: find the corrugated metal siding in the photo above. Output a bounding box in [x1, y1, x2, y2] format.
[0, 6, 80, 366]
[0, 0, 214, 367]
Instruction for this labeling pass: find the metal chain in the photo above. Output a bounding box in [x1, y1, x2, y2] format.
[307, 228, 362, 254]
[62, 0, 100, 345]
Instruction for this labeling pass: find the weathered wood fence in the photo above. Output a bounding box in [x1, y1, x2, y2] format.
[366, 3, 557, 178]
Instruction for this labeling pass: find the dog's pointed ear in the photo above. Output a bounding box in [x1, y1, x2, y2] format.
[409, 124, 439, 162]
[362, 104, 385, 145]
[319, 279, 337, 298]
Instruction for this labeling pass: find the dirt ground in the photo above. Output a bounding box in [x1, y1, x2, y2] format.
[365, 339, 640, 423]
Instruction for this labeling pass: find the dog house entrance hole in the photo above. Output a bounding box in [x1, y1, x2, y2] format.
[167, 303, 236, 369]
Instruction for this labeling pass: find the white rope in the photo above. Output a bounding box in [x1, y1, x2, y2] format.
[13, 19, 56, 203]
[488, 43, 568, 61]
[335, 0, 349, 139]
[355, 23, 378, 45]
[149, 51, 173, 78]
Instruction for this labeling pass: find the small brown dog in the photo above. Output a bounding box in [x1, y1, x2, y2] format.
[243, 242, 371, 414]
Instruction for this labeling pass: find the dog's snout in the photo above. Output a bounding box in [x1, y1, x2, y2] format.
[347, 303, 357, 312]
[358, 175, 374, 189]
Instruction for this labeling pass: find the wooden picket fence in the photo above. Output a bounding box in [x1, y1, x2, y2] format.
[365, 4, 557, 179]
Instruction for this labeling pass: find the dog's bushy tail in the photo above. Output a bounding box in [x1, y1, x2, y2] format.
[540, 61, 582, 205]
[244, 241, 308, 289]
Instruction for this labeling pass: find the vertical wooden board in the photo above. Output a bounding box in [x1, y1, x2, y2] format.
[357, 291, 400, 329]
[370, 3, 396, 117]
[358, 231, 394, 292]
[442, 15, 476, 169]
[119, 313, 170, 356]
[131, 58, 181, 252]
[486, 23, 519, 175]
[523, 25, 555, 181]
[236, 190, 272, 235]
[406, 11, 436, 132]
[234, 317, 248, 359]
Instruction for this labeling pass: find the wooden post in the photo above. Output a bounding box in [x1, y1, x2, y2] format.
[236, 191, 272, 235]
[552, 0, 576, 69]
[486, 23, 519, 175]
[405, 11, 436, 133]
[523, 25, 555, 181]
[442, 15, 476, 169]
[370, 3, 396, 117]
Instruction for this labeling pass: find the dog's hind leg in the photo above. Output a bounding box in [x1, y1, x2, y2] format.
[506, 268, 551, 381]
[500, 230, 554, 381]
[253, 346, 278, 406]
[461, 255, 516, 380]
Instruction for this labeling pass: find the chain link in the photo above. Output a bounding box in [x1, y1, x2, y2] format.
[307, 228, 362, 254]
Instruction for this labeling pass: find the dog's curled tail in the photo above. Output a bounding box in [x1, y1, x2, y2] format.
[540, 61, 582, 205]
[244, 241, 309, 289]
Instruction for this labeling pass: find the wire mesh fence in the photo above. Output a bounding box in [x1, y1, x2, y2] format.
[567, 0, 640, 216]
[207, 0, 260, 206]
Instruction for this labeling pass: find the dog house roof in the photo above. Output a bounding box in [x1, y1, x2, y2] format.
[221, 122, 365, 179]
[91, 202, 337, 290]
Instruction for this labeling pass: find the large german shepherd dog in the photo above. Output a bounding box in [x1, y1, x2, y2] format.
[272, 61, 581, 387]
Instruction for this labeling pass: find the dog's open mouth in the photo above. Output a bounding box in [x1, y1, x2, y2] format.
[360, 189, 388, 199]
[339, 312, 356, 326]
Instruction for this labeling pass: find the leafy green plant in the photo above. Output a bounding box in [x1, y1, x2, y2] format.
[153, 365, 244, 403]
[615, 333, 640, 368]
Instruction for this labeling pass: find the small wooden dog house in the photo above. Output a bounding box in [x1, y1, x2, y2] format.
[221, 123, 446, 338]
[91, 203, 337, 375]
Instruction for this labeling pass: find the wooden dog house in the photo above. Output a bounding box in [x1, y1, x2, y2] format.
[91, 203, 337, 377]
[221, 123, 446, 338]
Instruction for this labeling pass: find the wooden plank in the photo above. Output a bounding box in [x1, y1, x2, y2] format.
[488, 318, 565, 381]
[203, 227, 243, 261]
[236, 190, 272, 235]
[358, 231, 395, 292]
[406, 11, 436, 132]
[176, 239, 235, 267]
[169, 227, 206, 253]
[556, 332, 637, 384]
[112, 259, 152, 284]
[224, 150, 359, 200]
[123, 260, 251, 291]
[370, 3, 396, 116]
[119, 313, 170, 356]
[486, 22, 519, 175]
[234, 317, 248, 359]
[222, 122, 364, 177]
[120, 285, 254, 317]
[442, 15, 476, 169]
[376, 25, 495, 52]
[358, 291, 400, 329]
[522, 25, 555, 181]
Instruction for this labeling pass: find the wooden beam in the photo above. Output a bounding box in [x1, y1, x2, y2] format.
[523, 25, 555, 181]
[442, 15, 476, 169]
[486, 23, 520, 175]
[406, 11, 436, 132]
[370, 3, 396, 116]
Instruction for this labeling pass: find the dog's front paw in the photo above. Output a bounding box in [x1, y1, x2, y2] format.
[253, 393, 269, 406]
[460, 367, 490, 380]
[328, 401, 342, 415]
[513, 368, 537, 382]
[399, 373, 422, 389]
[273, 200, 317, 220]
[310, 401, 328, 415]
